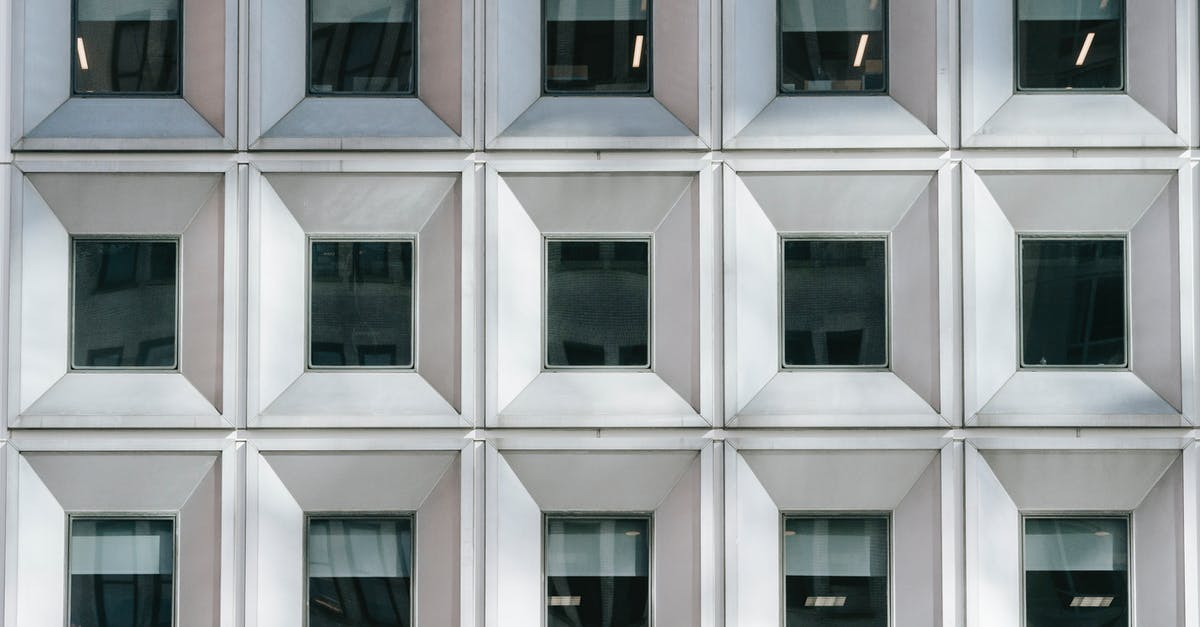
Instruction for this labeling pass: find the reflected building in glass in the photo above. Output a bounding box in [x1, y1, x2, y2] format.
[1016, 0, 1123, 90]
[68, 517, 175, 627]
[73, 0, 181, 94]
[307, 516, 414, 627]
[545, 516, 651, 627]
[543, 0, 650, 94]
[1024, 517, 1129, 626]
[779, 0, 886, 93]
[309, 0, 417, 95]
[783, 516, 889, 627]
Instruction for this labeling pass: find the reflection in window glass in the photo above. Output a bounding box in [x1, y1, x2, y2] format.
[545, 239, 650, 368]
[308, 517, 413, 627]
[73, 240, 178, 369]
[1024, 517, 1129, 627]
[73, 0, 180, 95]
[1017, 0, 1123, 90]
[779, 0, 885, 93]
[781, 239, 887, 367]
[544, 0, 650, 94]
[310, 240, 415, 368]
[783, 516, 888, 627]
[309, 0, 416, 95]
[545, 517, 650, 627]
[1020, 238, 1126, 367]
[69, 518, 174, 627]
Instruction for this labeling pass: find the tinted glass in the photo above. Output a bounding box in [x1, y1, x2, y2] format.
[544, 0, 650, 94]
[310, 241, 415, 368]
[310, 0, 416, 94]
[784, 516, 888, 627]
[73, 240, 177, 369]
[779, 0, 885, 93]
[545, 517, 650, 627]
[308, 517, 413, 627]
[69, 518, 174, 627]
[73, 0, 180, 95]
[782, 239, 887, 367]
[1020, 238, 1126, 367]
[1017, 0, 1123, 90]
[545, 240, 650, 368]
[1024, 517, 1129, 627]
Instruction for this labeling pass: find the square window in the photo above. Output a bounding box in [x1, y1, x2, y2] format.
[309, 0, 416, 95]
[73, 0, 181, 95]
[780, 238, 888, 368]
[543, 0, 650, 94]
[72, 239, 179, 370]
[1019, 237, 1127, 367]
[309, 240, 415, 369]
[68, 517, 175, 627]
[1016, 0, 1123, 91]
[783, 515, 888, 627]
[307, 516, 413, 627]
[544, 516, 650, 627]
[545, 239, 650, 369]
[778, 0, 886, 94]
[1023, 517, 1129, 626]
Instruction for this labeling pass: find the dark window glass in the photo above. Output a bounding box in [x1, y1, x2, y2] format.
[73, 240, 178, 369]
[73, 0, 180, 95]
[1024, 517, 1129, 627]
[784, 516, 888, 627]
[309, 0, 416, 95]
[1020, 238, 1126, 367]
[545, 516, 650, 627]
[779, 0, 886, 93]
[308, 517, 413, 627]
[1017, 0, 1123, 90]
[781, 239, 887, 367]
[69, 518, 174, 627]
[545, 239, 650, 368]
[544, 0, 650, 94]
[310, 240, 415, 369]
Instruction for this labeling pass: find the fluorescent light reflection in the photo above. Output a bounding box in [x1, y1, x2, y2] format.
[1075, 32, 1095, 66]
[1070, 596, 1114, 608]
[76, 37, 89, 70]
[549, 596, 582, 607]
[853, 34, 869, 68]
[805, 596, 847, 607]
[632, 35, 644, 68]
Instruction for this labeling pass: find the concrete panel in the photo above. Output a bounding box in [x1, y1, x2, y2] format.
[180, 191, 224, 408]
[730, 177, 780, 411]
[24, 452, 218, 510]
[654, 184, 699, 409]
[725, 0, 775, 138]
[1130, 187, 1182, 410]
[16, 179, 69, 413]
[499, 97, 698, 144]
[183, 0, 227, 131]
[971, 94, 1181, 147]
[740, 172, 933, 233]
[891, 184, 940, 410]
[653, 0, 699, 132]
[262, 98, 459, 142]
[1133, 455, 1183, 626]
[255, 180, 306, 412]
[23, 372, 220, 420]
[27, 173, 221, 233]
[264, 451, 456, 511]
[18, 0, 70, 134]
[500, 373, 698, 424]
[261, 373, 458, 419]
[26, 98, 222, 140]
[13, 455, 67, 627]
[418, 186, 463, 409]
[252, 453, 305, 627]
[980, 171, 1173, 231]
[743, 449, 937, 510]
[264, 173, 457, 233]
[418, 0, 463, 132]
[964, 176, 1017, 414]
[981, 450, 1179, 511]
[888, 0, 937, 128]
[177, 460, 221, 627]
[417, 459, 462, 627]
[493, 453, 542, 627]
[654, 454, 700, 627]
[966, 448, 1020, 627]
[494, 177, 542, 411]
[1126, 0, 1176, 128]
[494, 0, 541, 131]
[258, 0, 307, 132]
[962, 0, 1014, 135]
[893, 456, 941, 627]
[730, 97, 942, 149]
[738, 371, 938, 421]
[503, 450, 698, 511]
[728, 451, 781, 627]
[504, 173, 693, 234]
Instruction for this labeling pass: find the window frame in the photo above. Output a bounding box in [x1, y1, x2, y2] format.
[1019, 513, 1133, 627]
[775, 0, 889, 97]
[70, 0, 185, 97]
[541, 235, 655, 372]
[305, 235, 419, 371]
[65, 513, 180, 627]
[68, 235, 182, 371]
[1016, 233, 1130, 370]
[539, 0, 654, 97]
[778, 511, 893, 627]
[541, 512, 655, 627]
[302, 512, 417, 627]
[777, 233, 891, 371]
[1012, 0, 1127, 94]
[305, 0, 419, 97]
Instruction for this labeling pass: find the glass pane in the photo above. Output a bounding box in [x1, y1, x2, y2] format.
[544, 0, 650, 94]
[308, 517, 413, 627]
[309, 0, 416, 94]
[783, 516, 888, 627]
[1017, 0, 1123, 90]
[545, 517, 650, 627]
[73, 240, 178, 369]
[69, 518, 174, 627]
[779, 0, 886, 93]
[310, 240, 415, 368]
[781, 239, 887, 367]
[74, 0, 180, 95]
[1024, 517, 1129, 627]
[545, 240, 650, 368]
[1020, 238, 1126, 367]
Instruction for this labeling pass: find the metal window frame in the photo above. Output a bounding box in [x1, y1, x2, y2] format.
[777, 233, 891, 370]
[302, 512, 418, 627]
[1015, 233, 1130, 370]
[70, 0, 185, 97]
[305, 0, 419, 97]
[65, 513, 181, 627]
[68, 235, 183, 372]
[541, 235, 655, 372]
[539, 0, 654, 96]
[541, 512, 655, 627]
[775, 0, 890, 96]
[1018, 512, 1133, 627]
[1012, 0, 1127, 93]
[305, 235, 419, 371]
